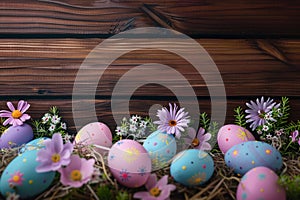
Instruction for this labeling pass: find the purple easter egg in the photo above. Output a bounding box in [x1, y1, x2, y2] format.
[0, 124, 33, 149]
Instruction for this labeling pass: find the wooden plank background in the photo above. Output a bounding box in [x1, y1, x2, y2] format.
[0, 0, 299, 134]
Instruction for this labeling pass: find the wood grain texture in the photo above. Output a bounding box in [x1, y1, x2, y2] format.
[0, 0, 299, 36]
[1, 98, 300, 134]
[0, 38, 299, 97]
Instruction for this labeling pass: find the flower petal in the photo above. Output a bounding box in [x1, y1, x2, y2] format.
[17, 100, 25, 111]
[7, 102, 15, 112]
[156, 175, 168, 188]
[133, 191, 152, 199]
[145, 174, 157, 191]
[52, 133, 63, 153]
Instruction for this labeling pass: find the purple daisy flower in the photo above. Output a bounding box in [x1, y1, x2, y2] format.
[133, 174, 176, 200]
[245, 97, 280, 131]
[0, 100, 31, 126]
[154, 103, 190, 139]
[36, 133, 73, 172]
[191, 127, 212, 151]
[58, 155, 95, 188]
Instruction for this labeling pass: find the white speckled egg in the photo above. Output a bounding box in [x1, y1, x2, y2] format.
[108, 139, 151, 188]
[0, 124, 33, 149]
[74, 122, 112, 154]
[143, 130, 177, 170]
[236, 166, 286, 200]
[0, 150, 55, 199]
[217, 124, 255, 154]
[170, 149, 214, 186]
[225, 141, 282, 176]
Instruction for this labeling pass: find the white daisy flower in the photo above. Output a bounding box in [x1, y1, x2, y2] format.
[49, 123, 56, 132]
[51, 115, 61, 124]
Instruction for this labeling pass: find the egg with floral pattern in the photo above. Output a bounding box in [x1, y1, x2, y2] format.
[236, 166, 286, 200]
[108, 139, 151, 188]
[0, 149, 55, 199]
[0, 123, 33, 149]
[74, 122, 112, 155]
[143, 130, 177, 170]
[217, 124, 255, 154]
[170, 149, 214, 186]
[225, 141, 282, 176]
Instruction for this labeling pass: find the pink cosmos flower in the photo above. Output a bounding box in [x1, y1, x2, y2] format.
[133, 174, 176, 200]
[58, 155, 95, 188]
[8, 171, 24, 186]
[36, 133, 73, 172]
[187, 127, 212, 151]
[154, 103, 190, 139]
[0, 100, 31, 126]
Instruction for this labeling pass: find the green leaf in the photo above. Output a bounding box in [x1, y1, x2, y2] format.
[234, 106, 247, 128]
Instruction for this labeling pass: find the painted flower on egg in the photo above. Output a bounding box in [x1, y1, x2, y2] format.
[8, 171, 24, 186]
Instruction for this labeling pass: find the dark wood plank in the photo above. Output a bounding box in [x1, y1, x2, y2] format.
[0, 39, 299, 97]
[1, 98, 299, 134]
[0, 0, 299, 37]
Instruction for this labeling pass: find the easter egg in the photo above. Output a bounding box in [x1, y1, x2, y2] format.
[108, 139, 151, 188]
[74, 122, 112, 154]
[170, 149, 214, 186]
[236, 166, 286, 200]
[225, 141, 282, 175]
[0, 150, 55, 199]
[143, 130, 177, 170]
[217, 124, 255, 153]
[0, 123, 33, 149]
[20, 137, 49, 153]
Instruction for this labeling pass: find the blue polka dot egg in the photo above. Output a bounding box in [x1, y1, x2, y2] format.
[143, 130, 177, 170]
[170, 149, 214, 186]
[0, 140, 55, 199]
[225, 141, 282, 176]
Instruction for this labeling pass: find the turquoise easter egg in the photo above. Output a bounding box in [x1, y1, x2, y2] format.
[225, 141, 282, 175]
[143, 130, 177, 170]
[0, 149, 55, 199]
[170, 149, 214, 186]
[20, 137, 49, 153]
[0, 124, 33, 149]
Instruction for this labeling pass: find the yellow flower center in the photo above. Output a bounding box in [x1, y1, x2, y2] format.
[168, 120, 177, 127]
[70, 170, 82, 181]
[12, 175, 20, 182]
[149, 187, 161, 197]
[11, 110, 22, 119]
[192, 138, 199, 147]
[51, 154, 61, 163]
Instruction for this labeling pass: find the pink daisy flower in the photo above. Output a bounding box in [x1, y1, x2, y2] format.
[8, 171, 24, 186]
[134, 174, 176, 200]
[0, 100, 31, 126]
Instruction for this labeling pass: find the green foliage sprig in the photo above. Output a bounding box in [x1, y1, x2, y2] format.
[234, 106, 246, 128]
[278, 175, 300, 200]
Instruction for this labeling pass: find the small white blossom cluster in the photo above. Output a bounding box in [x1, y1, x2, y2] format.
[115, 115, 154, 139]
[34, 106, 70, 140]
[42, 113, 67, 133]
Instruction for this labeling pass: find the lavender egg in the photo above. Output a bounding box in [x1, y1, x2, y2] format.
[0, 124, 33, 149]
[225, 141, 282, 176]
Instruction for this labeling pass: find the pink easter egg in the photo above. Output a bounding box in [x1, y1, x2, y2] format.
[74, 122, 112, 155]
[108, 139, 152, 188]
[236, 166, 286, 200]
[0, 123, 33, 149]
[217, 124, 255, 154]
